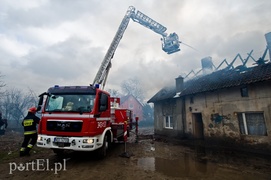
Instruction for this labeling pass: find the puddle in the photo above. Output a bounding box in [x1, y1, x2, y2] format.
[137, 154, 215, 178]
[137, 153, 269, 179]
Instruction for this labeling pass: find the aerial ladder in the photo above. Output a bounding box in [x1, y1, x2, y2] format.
[92, 6, 181, 89]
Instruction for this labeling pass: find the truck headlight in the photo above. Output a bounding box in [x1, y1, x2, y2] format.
[83, 139, 94, 144]
[37, 136, 43, 141]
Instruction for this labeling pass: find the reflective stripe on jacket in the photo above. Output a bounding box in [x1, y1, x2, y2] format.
[24, 130, 37, 135]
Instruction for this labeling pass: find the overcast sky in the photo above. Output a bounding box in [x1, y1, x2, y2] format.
[1, 0, 270, 102]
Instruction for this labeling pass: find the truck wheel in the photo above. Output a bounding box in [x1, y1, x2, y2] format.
[97, 135, 108, 158]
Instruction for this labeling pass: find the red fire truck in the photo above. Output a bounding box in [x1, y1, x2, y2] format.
[36, 6, 180, 158]
[37, 85, 136, 157]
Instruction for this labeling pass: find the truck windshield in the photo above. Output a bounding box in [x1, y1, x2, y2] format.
[45, 94, 95, 113]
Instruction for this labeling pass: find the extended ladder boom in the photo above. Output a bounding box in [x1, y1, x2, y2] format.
[92, 6, 133, 88]
[92, 6, 180, 89]
[130, 9, 167, 37]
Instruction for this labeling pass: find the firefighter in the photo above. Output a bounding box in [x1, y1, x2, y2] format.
[0, 112, 8, 135]
[20, 107, 40, 157]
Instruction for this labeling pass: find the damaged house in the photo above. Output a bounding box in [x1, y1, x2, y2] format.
[148, 61, 271, 152]
[148, 33, 271, 153]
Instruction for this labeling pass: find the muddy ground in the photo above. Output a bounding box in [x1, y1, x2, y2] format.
[0, 128, 271, 180]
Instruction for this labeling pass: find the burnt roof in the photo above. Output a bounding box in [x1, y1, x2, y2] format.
[147, 86, 176, 103]
[148, 63, 271, 103]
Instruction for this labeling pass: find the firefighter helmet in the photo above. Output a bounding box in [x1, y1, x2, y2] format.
[28, 107, 37, 113]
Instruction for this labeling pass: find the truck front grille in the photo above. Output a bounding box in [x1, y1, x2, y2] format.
[47, 120, 83, 132]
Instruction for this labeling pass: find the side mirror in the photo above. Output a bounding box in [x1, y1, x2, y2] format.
[99, 93, 108, 112]
[37, 92, 46, 111]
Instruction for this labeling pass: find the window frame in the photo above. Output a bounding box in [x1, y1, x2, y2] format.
[240, 87, 249, 97]
[164, 115, 173, 129]
[237, 112, 267, 136]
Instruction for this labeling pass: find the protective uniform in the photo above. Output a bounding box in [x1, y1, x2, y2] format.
[0, 112, 8, 135]
[20, 107, 40, 157]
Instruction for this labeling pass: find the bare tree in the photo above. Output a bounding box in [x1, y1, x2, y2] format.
[121, 77, 145, 103]
[106, 88, 123, 97]
[1, 88, 37, 129]
[27, 87, 39, 105]
[0, 72, 6, 98]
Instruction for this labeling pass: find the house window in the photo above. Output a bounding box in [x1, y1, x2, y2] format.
[164, 115, 173, 129]
[190, 96, 194, 104]
[240, 87, 248, 97]
[129, 104, 133, 109]
[237, 112, 267, 136]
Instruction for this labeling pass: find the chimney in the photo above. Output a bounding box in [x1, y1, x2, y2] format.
[175, 76, 184, 93]
[201, 56, 213, 75]
[265, 32, 271, 61]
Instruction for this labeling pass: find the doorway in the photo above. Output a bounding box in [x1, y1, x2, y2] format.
[192, 113, 204, 139]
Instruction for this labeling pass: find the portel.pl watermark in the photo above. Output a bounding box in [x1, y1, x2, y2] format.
[9, 159, 67, 174]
